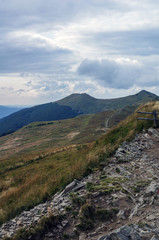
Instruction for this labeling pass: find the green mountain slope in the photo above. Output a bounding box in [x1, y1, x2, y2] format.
[0, 105, 137, 159]
[57, 90, 159, 113]
[0, 103, 79, 136]
[0, 101, 158, 224]
[0, 90, 158, 137]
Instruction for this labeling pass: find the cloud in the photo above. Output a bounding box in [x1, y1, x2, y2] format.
[1, 0, 159, 104]
[77, 58, 159, 89]
[86, 28, 159, 57]
[0, 31, 73, 73]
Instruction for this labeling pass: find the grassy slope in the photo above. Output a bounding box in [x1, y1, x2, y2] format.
[0, 112, 111, 159]
[0, 90, 158, 137]
[0, 106, 137, 160]
[0, 101, 158, 225]
[0, 103, 79, 137]
[57, 90, 159, 114]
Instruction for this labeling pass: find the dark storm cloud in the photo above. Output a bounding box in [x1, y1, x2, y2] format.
[77, 59, 159, 89]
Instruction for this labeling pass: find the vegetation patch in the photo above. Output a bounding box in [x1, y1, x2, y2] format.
[93, 177, 125, 194]
[95, 208, 119, 221]
[3, 214, 63, 240]
[76, 203, 95, 231]
[131, 180, 150, 193]
[69, 192, 86, 206]
[0, 101, 158, 224]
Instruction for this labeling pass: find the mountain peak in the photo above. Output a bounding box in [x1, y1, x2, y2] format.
[137, 90, 157, 97]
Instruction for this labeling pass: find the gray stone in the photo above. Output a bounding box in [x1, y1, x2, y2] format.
[130, 232, 141, 240]
[61, 179, 78, 196]
[150, 236, 158, 240]
[97, 235, 110, 240]
[117, 210, 126, 220]
[120, 225, 132, 236]
[145, 182, 158, 196]
[110, 232, 129, 240]
[45, 232, 54, 237]
[66, 232, 76, 238]
[61, 220, 68, 227]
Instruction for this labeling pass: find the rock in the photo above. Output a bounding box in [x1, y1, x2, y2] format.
[148, 128, 159, 137]
[117, 210, 126, 220]
[150, 236, 158, 240]
[61, 179, 78, 196]
[88, 232, 99, 238]
[97, 235, 110, 240]
[61, 220, 68, 227]
[130, 232, 141, 240]
[79, 233, 87, 240]
[45, 232, 54, 237]
[117, 148, 127, 154]
[57, 224, 63, 230]
[129, 203, 141, 219]
[66, 232, 76, 238]
[145, 182, 158, 196]
[120, 225, 132, 236]
[110, 232, 129, 240]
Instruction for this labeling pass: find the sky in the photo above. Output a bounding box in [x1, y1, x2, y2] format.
[0, 0, 159, 105]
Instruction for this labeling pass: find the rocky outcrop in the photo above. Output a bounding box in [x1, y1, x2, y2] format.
[98, 225, 159, 240]
[0, 128, 159, 240]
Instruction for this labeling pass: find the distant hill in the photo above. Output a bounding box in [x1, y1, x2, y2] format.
[57, 90, 159, 114]
[0, 103, 79, 136]
[0, 90, 158, 137]
[0, 106, 22, 119]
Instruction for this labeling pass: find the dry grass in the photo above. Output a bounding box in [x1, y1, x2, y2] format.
[0, 101, 158, 225]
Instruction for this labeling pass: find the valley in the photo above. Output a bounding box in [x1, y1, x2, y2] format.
[0, 97, 158, 240]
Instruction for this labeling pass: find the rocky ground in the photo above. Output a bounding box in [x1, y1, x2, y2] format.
[0, 128, 159, 240]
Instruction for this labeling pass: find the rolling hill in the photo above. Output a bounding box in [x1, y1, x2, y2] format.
[0, 105, 137, 160]
[57, 90, 159, 113]
[0, 103, 79, 136]
[0, 90, 158, 136]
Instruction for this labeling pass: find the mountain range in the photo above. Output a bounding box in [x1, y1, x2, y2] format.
[0, 105, 22, 119]
[0, 90, 158, 136]
[56, 90, 159, 113]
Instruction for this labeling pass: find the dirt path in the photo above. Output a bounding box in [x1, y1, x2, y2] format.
[105, 109, 121, 129]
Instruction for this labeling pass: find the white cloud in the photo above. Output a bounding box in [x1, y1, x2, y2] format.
[0, 0, 159, 104]
[77, 58, 159, 89]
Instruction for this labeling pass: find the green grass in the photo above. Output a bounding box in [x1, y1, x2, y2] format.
[0, 105, 138, 160]
[0, 101, 158, 225]
[57, 90, 159, 114]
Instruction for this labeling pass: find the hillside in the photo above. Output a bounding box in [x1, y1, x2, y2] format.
[0, 90, 158, 137]
[0, 101, 158, 239]
[0, 105, 137, 160]
[0, 103, 79, 137]
[0, 106, 22, 119]
[2, 126, 159, 240]
[57, 90, 159, 114]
